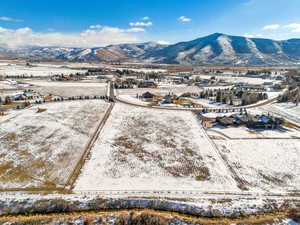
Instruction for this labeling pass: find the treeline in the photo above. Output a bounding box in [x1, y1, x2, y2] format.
[198, 89, 268, 106]
[277, 89, 300, 105]
[278, 70, 300, 104]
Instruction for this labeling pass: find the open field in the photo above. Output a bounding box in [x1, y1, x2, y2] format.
[260, 103, 300, 125]
[28, 81, 107, 97]
[0, 81, 17, 90]
[0, 63, 87, 77]
[75, 103, 238, 191]
[0, 100, 110, 188]
[215, 139, 300, 192]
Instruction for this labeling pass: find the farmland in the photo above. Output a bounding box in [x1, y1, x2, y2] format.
[214, 139, 300, 192]
[75, 103, 238, 192]
[28, 81, 108, 97]
[0, 61, 299, 224]
[0, 100, 110, 189]
[0, 62, 86, 77]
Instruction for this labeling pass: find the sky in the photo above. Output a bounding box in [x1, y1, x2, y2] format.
[1, 0, 300, 48]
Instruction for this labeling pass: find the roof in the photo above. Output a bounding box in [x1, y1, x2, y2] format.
[141, 91, 154, 99]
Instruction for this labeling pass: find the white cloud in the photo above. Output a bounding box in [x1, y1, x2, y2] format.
[285, 23, 300, 33]
[129, 21, 153, 27]
[0, 16, 23, 22]
[178, 16, 192, 23]
[243, 33, 263, 38]
[263, 24, 280, 30]
[142, 16, 150, 20]
[0, 26, 145, 48]
[243, 33, 254, 38]
[157, 40, 170, 45]
[126, 27, 145, 32]
[89, 24, 102, 29]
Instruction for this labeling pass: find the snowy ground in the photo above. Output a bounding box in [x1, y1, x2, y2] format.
[26, 81, 107, 97]
[75, 103, 238, 192]
[215, 139, 300, 192]
[191, 91, 281, 109]
[0, 81, 16, 90]
[117, 95, 150, 106]
[0, 63, 87, 77]
[196, 74, 281, 85]
[0, 193, 298, 225]
[208, 125, 300, 139]
[115, 67, 167, 73]
[0, 100, 110, 188]
[259, 102, 300, 125]
[115, 86, 201, 96]
[0, 90, 23, 99]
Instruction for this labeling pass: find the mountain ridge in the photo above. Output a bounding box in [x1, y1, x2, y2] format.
[1, 33, 300, 66]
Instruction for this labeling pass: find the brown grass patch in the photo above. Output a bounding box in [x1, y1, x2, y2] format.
[209, 135, 225, 140]
[36, 108, 47, 113]
[2, 132, 17, 141]
[108, 113, 214, 181]
[247, 130, 261, 135]
[195, 167, 210, 181]
[282, 121, 296, 129]
[0, 162, 33, 183]
[258, 171, 292, 186]
[0, 209, 293, 225]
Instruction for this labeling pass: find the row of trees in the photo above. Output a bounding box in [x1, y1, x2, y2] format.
[278, 70, 300, 105]
[278, 89, 300, 105]
[198, 89, 268, 106]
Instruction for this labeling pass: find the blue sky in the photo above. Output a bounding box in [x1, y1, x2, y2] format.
[1, 0, 300, 47]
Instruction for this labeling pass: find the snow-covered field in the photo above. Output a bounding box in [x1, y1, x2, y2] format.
[215, 139, 300, 192]
[0, 63, 87, 77]
[0, 100, 110, 188]
[27, 81, 107, 97]
[75, 103, 238, 191]
[117, 95, 150, 106]
[0, 81, 16, 90]
[260, 102, 300, 125]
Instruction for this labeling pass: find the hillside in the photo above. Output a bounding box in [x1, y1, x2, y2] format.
[1, 33, 300, 65]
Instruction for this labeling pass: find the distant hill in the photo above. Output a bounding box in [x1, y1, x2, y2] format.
[1, 33, 300, 66]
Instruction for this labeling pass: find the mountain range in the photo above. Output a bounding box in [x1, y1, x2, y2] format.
[1, 33, 300, 66]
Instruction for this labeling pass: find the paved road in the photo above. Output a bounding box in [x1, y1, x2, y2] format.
[113, 85, 279, 112]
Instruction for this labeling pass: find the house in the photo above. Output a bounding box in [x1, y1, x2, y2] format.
[138, 81, 156, 88]
[232, 97, 242, 106]
[141, 92, 155, 102]
[216, 116, 235, 126]
[174, 97, 192, 106]
[247, 115, 283, 129]
[162, 94, 177, 104]
[14, 93, 27, 101]
[203, 120, 214, 128]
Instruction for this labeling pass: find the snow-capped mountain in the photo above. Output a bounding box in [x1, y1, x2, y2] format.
[0, 42, 166, 62]
[1, 33, 300, 65]
[144, 33, 300, 65]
